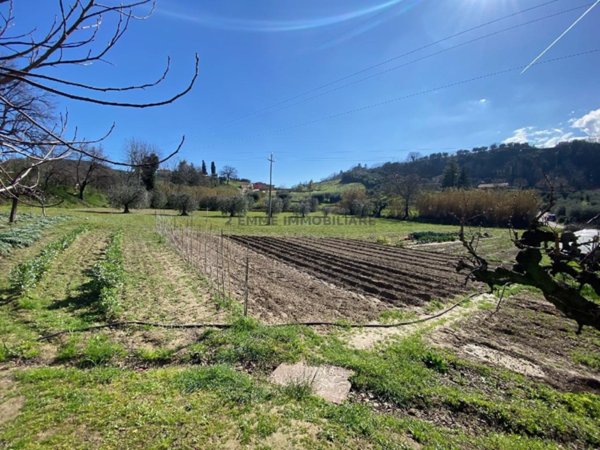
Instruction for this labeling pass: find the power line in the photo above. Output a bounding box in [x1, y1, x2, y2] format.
[267, 153, 275, 225]
[213, 0, 568, 130]
[229, 3, 592, 123]
[259, 48, 600, 137]
[197, 48, 598, 155]
[522, 0, 600, 73]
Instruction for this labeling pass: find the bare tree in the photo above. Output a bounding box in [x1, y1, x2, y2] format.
[75, 145, 104, 200]
[406, 151, 422, 163]
[387, 173, 422, 219]
[0, 0, 199, 207]
[219, 165, 238, 184]
[126, 139, 160, 190]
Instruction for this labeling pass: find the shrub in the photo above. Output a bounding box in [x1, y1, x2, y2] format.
[409, 231, 459, 244]
[416, 189, 539, 227]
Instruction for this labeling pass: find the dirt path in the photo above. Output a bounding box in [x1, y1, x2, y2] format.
[0, 372, 23, 427]
[346, 294, 495, 350]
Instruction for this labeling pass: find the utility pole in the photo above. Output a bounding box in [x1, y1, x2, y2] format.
[267, 153, 275, 225]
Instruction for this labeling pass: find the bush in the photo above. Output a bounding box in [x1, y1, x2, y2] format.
[416, 189, 539, 227]
[409, 231, 460, 244]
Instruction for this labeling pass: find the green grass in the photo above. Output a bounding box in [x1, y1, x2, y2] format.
[317, 334, 600, 447]
[1, 206, 599, 449]
[572, 350, 600, 370]
[179, 209, 463, 240]
[45, 185, 108, 208]
[185, 316, 323, 371]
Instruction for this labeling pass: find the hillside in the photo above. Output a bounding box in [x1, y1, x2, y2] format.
[334, 140, 600, 191]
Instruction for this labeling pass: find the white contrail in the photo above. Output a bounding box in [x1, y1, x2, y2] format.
[522, 0, 600, 74]
[157, 0, 416, 33]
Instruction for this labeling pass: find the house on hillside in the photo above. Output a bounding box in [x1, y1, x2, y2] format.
[239, 181, 253, 192]
[252, 182, 272, 192]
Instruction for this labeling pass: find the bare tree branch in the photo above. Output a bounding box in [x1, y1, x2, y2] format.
[0, 0, 198, 203]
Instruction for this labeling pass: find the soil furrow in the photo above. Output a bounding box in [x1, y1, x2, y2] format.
[236, 236, 464, 297]
[291, 237, 461, 276]
[229, 235, 424, 305]
[230, 236, 462, 305]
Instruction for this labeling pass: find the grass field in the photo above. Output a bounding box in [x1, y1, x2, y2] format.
[1, 207, 598, 449]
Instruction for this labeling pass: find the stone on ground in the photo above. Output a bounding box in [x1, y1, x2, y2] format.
[269, 362, 353, 404]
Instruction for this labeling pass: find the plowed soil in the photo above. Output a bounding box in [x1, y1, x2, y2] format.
[229, 236, 469, 308]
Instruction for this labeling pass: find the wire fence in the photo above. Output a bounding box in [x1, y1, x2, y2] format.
[155, 214, 253, 315]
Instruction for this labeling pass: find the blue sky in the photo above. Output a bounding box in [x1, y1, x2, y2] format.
[20, 0, 600, 186]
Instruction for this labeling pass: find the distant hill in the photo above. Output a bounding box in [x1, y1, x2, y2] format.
[334, 140, 600, 191]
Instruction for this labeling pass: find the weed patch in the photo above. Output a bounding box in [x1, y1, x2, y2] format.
[186, 317, 322, 371]
[81, 335, 125, 366]
[409, 230, 459, 244]
[176, 365, 269, 404]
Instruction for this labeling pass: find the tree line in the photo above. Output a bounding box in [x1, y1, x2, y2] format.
[340, 141, 600, 191]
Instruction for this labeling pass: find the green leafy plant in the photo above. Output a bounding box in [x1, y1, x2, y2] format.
[409, 231, 460, 244]
[9, 225, 87, 294]
[90, 231, 124, 321]
[0, 215, 66, 255]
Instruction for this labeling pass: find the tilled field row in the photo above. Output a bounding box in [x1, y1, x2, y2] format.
[287, 237, 462, 279]
[229, 236, 467, 306]
[318, 237, 463, 265]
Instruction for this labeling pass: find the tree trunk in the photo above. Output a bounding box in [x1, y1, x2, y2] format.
[8, 195, 19, 223]
[123, 204, 130, 214]
[78, 180, 87, 200]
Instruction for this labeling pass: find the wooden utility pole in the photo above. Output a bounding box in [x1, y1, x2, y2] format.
[267, 153, 275, 225]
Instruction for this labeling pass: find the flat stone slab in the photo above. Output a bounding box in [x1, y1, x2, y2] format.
[269, 362, 354, 404]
